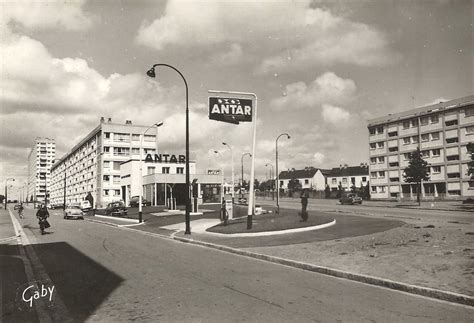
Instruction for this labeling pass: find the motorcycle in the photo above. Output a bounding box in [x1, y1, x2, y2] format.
[38, 217, 50, 235]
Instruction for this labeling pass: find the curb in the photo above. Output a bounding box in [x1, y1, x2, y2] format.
[172, 236, 474, 307]
[85, 215, 474, 307]
[92, 214, 139, 223]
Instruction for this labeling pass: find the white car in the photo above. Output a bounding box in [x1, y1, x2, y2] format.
[64, 205, 84, 220]
[81, 200, 92, 212]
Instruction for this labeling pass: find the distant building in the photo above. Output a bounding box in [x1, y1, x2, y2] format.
[278, 167, 328, 191]
[27, 137, 56, 204]
[326, 165, 369, 192]
[367, 95, 474, 200]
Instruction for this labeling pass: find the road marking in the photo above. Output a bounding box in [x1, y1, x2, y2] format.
[93, 214, 139, 223]
[7, 208, 72, 322]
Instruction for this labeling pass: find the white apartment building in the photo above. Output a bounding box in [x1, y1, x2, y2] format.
[326, 165, 369, 191]
[50, 118, 158, 208]
[368, 95, 474, 200]
[27, 137, 56, 204]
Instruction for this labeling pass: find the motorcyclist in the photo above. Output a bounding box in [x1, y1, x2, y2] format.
[36, 205, 50, 235]
[18, 203, 24, 219]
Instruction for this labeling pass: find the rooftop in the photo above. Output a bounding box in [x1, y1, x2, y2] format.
[327, 165, 369, 177]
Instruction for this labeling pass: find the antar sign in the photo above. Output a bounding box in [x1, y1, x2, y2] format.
[209, 97, 253, 124]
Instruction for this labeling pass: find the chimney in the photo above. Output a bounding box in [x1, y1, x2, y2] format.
[100, 117, 105, 123]
[107, 118, 112, 123]
[125, 120, 132, 125]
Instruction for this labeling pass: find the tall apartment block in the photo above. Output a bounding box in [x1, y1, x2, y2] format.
[27, 137, 56, 204]
[50, 118, 158, 208]
[367, 95, 474, 200]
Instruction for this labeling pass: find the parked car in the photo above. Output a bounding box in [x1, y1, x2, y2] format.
[129, 196, 151, 207]
[14, 204, 21, 210]
[64, 205, 84, 219]
[339, 193, 363, 205]
[105, 201, 127, 217]
[50, 203, 64, 210]
[81, 200, 92, 212]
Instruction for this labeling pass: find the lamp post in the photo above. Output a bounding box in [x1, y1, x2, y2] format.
[139, 122, 164, 223]
[147, 64, 191, 234]
[240, 153, 252, 199]
[222, 142, 235, 204]
[213, 150, 225, 203]
[265, 163, 274, 200]
[4, 178, 15, 209]
[276, 133, 290, 213]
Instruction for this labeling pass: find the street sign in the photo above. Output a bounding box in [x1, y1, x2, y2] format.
[208, 97, 253, 124]
[207, 169, 221, 175]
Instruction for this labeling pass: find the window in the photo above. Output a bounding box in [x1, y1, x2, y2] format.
[103, 175, 110, 181]
[370, 157, 377, 164]
[103, 147, 110, 153]
[389, 177, 399, 182]
[403, 121, 410, 129]
[378, 171, 385, 178]
[351, 177, 356, 184]
[280, 180, 284, 186]
[412, 136, 419, 143]
[432, 166, 441, 174]
[144, 148, 156, 154]
[147, 167, 155, 175]
[114, 133, 130, 142]
[377, 142, 384, 149]
[377, 126, 384, 134]
[432, 149, 441, 157]
[113, 161, 121, 171]
[389, 147, 398, 152]
[113, 147, 130, 156]
[445, 120, 458, 127]
[420, 117, 429, 125]
[305, 179, 309, 184]
[342, 178, 347, 184]
[465, 106, 474, 117]
[446, 155, 459, 161]
[114, 189, 121, 196]
[371, 172, 377, 179]
[177, 167, 184, 174]
[448, 190, 461, 196]
[132, 148, 140, 155]
[446, 137, 458, 144]
[447, 173, 460, 178]
[389, 162, 399, 167]
[369, 128, 376, 135]
[370, 143, 376, 150]
[378, 156, 385, 163]
[113, 176, 120, 184]
[371, 186, 377, 193]
[162, 167, 170, 174]
[421, 134, 429, 142]
[104, 132, 110, 139]
[403, 137, 411, 145]
[132, 134, 140, 141]
[430, 115, 439, 124]
[431, 132, 440, 141]
[331, 178, 337, 184]
[144, 135, 156, 142]
[379, 186, 386, 193]
[421, 150, 430, 158]
[466, 126, 474, 134]
[104, 189, 109, 196]
[362, 177, 367, 182]
[412, 119, 418, 127]
[388, 131, 398, 137]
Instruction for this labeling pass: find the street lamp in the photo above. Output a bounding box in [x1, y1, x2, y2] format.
[139, 122, 164, 223]
[213, 150, 225, 203]
[4, 178, 15, 209]
[222, 142, 235, 203]
[276, 133, 290, 213]
[241, 152, 252, 199]
[147, 64, 191, 235]
[265, 163, 274, 200]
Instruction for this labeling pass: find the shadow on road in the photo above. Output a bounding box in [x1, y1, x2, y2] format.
[1, 242, 124, 322]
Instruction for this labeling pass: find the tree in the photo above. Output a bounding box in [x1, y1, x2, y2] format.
[0, 195, 4, 204]
[324, 184, 331, 199]
[467, 143, 474, 176]
[336, 182, 343, 198]
[287, 178, 302, 197]
[364, 182, 371, 200]
[403, 147, 430, 205]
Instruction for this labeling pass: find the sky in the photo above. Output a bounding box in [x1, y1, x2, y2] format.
[1, 0, 473, 197]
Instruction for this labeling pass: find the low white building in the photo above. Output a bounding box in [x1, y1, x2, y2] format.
[278, 167, 328, 191]
[327, 165, 369, 191]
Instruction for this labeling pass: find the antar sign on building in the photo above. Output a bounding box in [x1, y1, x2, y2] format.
[209, 97, 253, 124]
[145, 153, 185, 163]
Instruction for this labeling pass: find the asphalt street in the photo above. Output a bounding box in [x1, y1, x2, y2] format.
[2, 206, 473, 322]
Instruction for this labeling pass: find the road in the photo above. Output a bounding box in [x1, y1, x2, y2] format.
[3, 206, 473, 322]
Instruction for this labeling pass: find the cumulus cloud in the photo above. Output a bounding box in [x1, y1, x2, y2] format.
[136, 0, 397, 70]
[271, 72, 356, 109]
[313, 152, 325, 165]
[322, 104, 350, 125]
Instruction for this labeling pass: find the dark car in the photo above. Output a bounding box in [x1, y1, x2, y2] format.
[105, 201, 128, 216]
[339, 193, 363, 205]
[129, 196, 151, 207]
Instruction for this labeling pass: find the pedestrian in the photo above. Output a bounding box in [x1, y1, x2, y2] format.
[300, 189, 309, 222]
[36, 205, 50, 235]
[18, 202, 24, 219]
